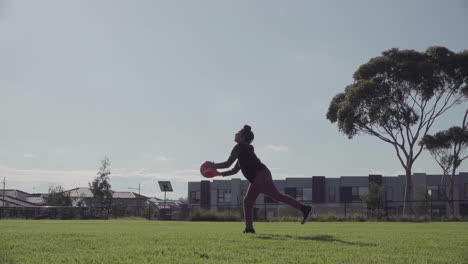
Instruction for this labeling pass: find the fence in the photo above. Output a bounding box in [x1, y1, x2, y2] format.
[2, 200, 467, 220]
[0, 205, 187, 220]
[189, 199, 468, 221]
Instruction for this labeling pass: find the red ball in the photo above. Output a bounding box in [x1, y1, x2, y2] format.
[200, 162, 218, 178]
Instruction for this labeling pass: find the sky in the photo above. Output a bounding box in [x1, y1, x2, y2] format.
[1, 0, 467, 199]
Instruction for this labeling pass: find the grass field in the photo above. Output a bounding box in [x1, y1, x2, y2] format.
[1, 220, 467, 264]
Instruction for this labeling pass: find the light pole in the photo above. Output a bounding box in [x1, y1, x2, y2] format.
[157, 181, 173, 220]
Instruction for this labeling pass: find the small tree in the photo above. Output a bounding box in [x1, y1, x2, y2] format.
[361, 182, 384, 218]
[420, 110, 468, 215]
[414, 185, 430, 216]
[47, 185, 72, 206]
[89, 156, 113, 209]
[326, 47, 468, 214]
[111, 200, 129, 218]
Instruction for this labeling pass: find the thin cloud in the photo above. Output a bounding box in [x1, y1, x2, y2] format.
[54, 148, 66, 154]
[413, 168, 425, 173]
[265, 144, 289, 152]
[156, 156, 174, 162]
[269, 168, 307, 179]
[23, 154, 36, 158]
[392, 170, 406, 176]
[0, 164, 200, 195]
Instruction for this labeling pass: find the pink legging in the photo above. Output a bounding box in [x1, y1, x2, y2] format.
[243, 167, 306, 227]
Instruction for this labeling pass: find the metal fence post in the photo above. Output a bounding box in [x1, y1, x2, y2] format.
[430, 198, 433, 221]
[344, 202, 347, 218]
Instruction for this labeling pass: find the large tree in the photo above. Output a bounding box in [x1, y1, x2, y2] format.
[326, 47, 468, 214]
[420, 110, 468, 215]
[89, 156, 113, 208]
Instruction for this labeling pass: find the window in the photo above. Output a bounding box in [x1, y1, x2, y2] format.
[349, 187, 368, 201]
[465, 184, 468, 198]
[285, 188, 296, 198]
[264, 196, 277, 203]
[284, 188, 308, 200]
[359, 187, 369, 196]
[328, 187, 336, 202]
[427, 186, 439, 200]
[351, 187, 360, 201]
[217, 189, 231, 203]
[386, 186, 393, 201]
[303, 188, 312, 201]
[439, 185, 447, 200]
[189, 191, 200, 203]
[296, 188, 303, 201]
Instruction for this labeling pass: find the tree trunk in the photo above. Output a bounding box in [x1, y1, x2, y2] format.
[403, 168, 413, 215]
[449, 170, 456, 216]
[448, 182, 454, 216]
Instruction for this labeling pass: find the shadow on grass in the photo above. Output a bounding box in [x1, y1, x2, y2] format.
[255, 234, 377, 247]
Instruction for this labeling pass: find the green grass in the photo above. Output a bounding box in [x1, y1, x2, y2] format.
[1, 220, 467, 264]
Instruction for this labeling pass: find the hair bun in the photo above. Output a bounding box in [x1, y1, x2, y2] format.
[244, 125, 251, 131]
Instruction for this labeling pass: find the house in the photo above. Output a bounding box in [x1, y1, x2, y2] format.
[63, 187, 149, 209]
[0, 189, 48, 207]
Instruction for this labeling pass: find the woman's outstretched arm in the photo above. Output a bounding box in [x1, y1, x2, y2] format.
[212, 144, 240, 169]
[219, 161, 240, 177]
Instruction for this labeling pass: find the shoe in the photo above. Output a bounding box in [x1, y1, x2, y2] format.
[243, 227, 256, 234]
[301, 205, 314, 224]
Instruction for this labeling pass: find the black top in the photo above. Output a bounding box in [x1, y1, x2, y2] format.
[214, 143, 266, 183]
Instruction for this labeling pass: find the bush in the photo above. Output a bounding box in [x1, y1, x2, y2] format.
[346, 213, 367, 222]
[386, 215, 430, 222]
[268, 216, 302, 222]
[114, 216, 147, 220]
[367, 209, 386, 221]
[189, 210, 241, 221]
[313, 213, 345, 222]
[111, 201, 129, 218]
[441, 215, 463, 222]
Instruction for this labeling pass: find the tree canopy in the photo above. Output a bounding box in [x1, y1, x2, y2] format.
[326, 46, 468, 213]
[420, 111, 468, 215]
[89, 156, 113, 207]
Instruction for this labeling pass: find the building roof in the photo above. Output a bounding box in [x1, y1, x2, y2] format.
[64, 188, 148, 199]
[113, 192, 148, 199]
[26, 196, 47, 205]
[2, 189, 31, 195]
[0, 196, 37, 207]
[65, 188, 94, 198]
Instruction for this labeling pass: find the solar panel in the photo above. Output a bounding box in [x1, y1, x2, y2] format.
[158, 181, 173, 192]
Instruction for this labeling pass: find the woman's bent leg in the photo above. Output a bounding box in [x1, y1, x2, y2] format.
[259, 169, 306, 210]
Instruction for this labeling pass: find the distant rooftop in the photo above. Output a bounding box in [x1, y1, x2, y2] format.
[64, 187, 148, 199]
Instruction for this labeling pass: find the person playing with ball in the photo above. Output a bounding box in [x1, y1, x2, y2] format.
[205, 125, 314, 234]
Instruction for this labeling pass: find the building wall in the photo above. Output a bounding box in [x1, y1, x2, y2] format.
[457, 172, 468, 215]
[325, 178, 340, 203]
[188, 172, 468, 215]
